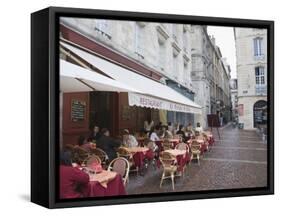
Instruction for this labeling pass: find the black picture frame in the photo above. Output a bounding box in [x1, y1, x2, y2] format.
[31, 6, 274, 208]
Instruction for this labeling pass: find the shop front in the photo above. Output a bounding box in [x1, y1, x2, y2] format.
[60, 41, 202, 146]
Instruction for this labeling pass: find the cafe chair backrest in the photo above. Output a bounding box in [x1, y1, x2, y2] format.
[202, 133, 208, 141]
[108, 157, 130, 185]
[72, 146, 89, 164]
[191, 140, 201, 151]
[159, 152, 176, 167]
[163, 139, 173, 150]
[90, 148, 108, 163]
[85, 155, 101, 168]
[117, 147, 131, 160]
[175, 142, 189, 151]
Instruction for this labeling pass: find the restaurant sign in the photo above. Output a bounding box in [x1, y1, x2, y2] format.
[128, 92, 201, 114]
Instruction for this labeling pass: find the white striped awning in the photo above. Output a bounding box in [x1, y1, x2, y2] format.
[60, 42, 202, 114]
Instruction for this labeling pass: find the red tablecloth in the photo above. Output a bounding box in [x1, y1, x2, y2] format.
[132, 149, 154, 168]
[208, 136, 215, 146]
[87, 174, 126, 197]
[175, 154, 186, 172]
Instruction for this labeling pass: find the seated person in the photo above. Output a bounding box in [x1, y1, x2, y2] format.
[96, 128, 121, 162]
[60, 150, 89, 199]
[77, 135, 94, 152]
[167, 122, 173, 133]
[195, 122, 203, 133]
[144, 120, 154, 133]
[123, 129, 138, 148]
[149, 126, 160, 141]
[163, 126, 173, 139]
[158, 126, 166, 139]
[88, 125, 101, 142]
[176, 124, 187, 142]
[185, 123, 195, 140]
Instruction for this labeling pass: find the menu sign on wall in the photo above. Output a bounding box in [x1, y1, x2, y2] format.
[71, 99, 86, 122]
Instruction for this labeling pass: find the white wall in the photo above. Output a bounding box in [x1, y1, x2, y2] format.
[0, 0, 279, 215]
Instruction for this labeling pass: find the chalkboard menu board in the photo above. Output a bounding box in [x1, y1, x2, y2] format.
[207, 114, 220, 128]
[71, 99, 86, 122]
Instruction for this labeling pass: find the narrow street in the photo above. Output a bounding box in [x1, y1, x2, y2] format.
[127, 125, 267, 194]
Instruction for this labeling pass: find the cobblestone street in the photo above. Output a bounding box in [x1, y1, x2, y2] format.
[127, 125, 267, 194]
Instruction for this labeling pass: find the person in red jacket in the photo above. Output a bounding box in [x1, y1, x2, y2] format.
[60, 150, 90, 199]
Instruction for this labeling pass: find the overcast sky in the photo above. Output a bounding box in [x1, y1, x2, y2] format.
[207, 26, 237, 79]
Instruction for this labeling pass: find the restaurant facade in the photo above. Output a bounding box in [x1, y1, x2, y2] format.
[59, 19, 202, 146]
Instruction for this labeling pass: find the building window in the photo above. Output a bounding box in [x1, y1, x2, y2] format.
[183, 32, 188, 52]
[253, 37, 263, 56]
[172, 25, 178, 43]
[173, 54, 179, 79]
[158, 42, 166, 71]
[184, 62, 189, 85]
[134, 23, 144, 59]
[94, 20, 111, 39]
[255, 67, 265, 85]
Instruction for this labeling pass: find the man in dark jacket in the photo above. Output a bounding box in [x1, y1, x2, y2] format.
[96, 128, 121, 161]
[88, 125, 101, 142]
[176, 124, 187, 142]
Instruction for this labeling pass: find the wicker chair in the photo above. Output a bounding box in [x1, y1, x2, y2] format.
[159, 151, 177, 190]
[72, 146, 89, 165]
[190, 140, 201, 165]
[175, 142, 189, 151]
[107, 157, 130, 186]
[90, 148, 108, 167]
[163, 139, 173, 150]
[84, 155, 102, 168]
[117, 147, 138, 176]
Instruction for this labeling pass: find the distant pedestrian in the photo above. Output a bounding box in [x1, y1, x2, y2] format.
[219, 113, 223, 126]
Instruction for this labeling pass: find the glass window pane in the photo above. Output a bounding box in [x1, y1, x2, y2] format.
[255, 67, 259, 76]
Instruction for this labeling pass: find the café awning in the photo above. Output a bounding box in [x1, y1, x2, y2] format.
[60, 42, 202, 114]
[60, 59, 140, 93]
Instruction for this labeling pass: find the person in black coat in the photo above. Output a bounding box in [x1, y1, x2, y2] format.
[176, 124, 187, 142]
[88, 126, 101, 142]
[96, 128, 121, 162]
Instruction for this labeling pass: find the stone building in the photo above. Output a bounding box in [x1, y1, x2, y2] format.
[234, 28, 267, 130]
[190, 26, 231, 128]
[60, 18, 197, 126]
[230, 78, 238, 121]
